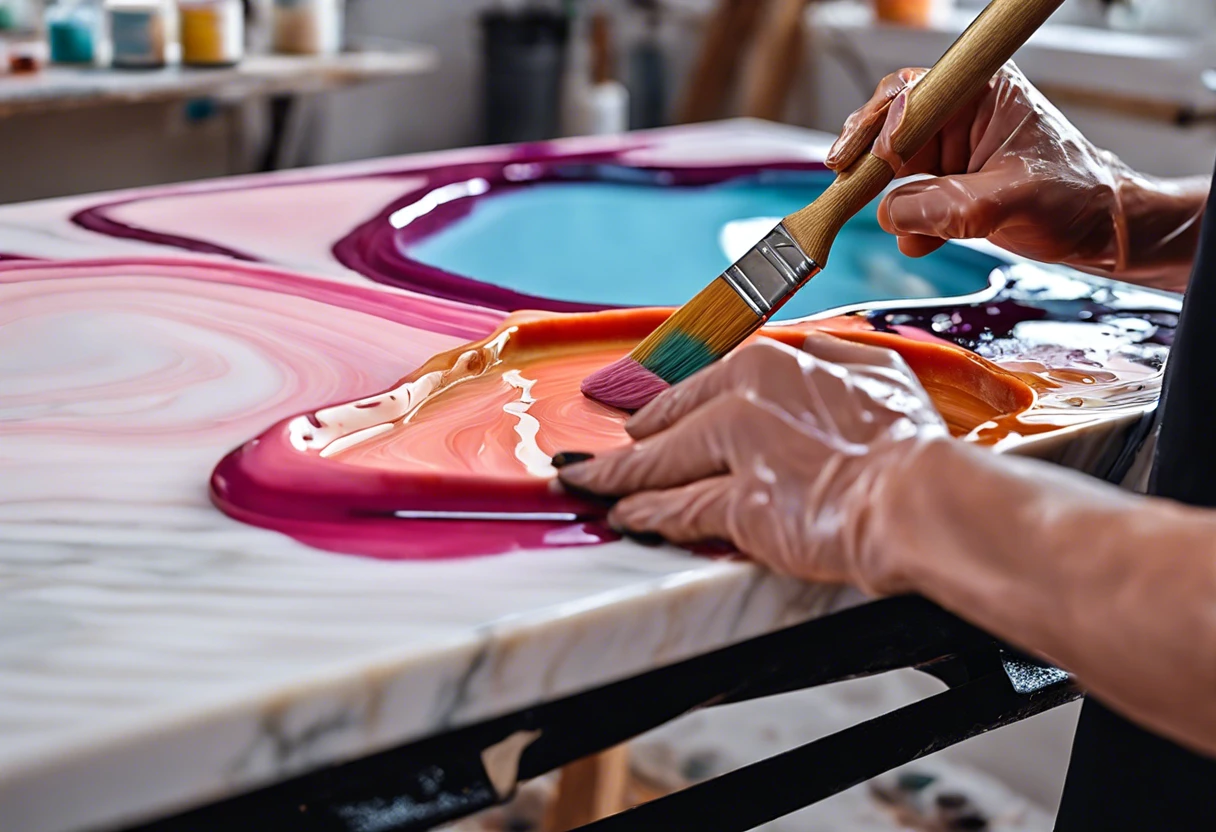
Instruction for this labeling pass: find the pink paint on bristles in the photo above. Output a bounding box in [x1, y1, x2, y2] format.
[581, 356, 671, 411]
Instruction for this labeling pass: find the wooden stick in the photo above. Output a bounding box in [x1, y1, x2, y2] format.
[1036, 82, 1216, 126]
[545, 745, 632, 831]
[741, 0, 811, 121]
[677, 0, 772, 124]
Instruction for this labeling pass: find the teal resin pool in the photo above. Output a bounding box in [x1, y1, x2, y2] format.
[404, 175, 1004, 320]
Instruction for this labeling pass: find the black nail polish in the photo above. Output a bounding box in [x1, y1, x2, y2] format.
[607, 522, 665, 547]
[551, 451, 595, 469]
[552, 452, 616, 509]
[559, 482, 617, 509]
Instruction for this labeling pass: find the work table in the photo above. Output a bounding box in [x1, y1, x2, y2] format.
[0, 120, 1178, 832]
[0, 122, 847, 832]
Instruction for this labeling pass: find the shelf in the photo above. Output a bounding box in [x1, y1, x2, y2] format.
[0, 48, 438, 117]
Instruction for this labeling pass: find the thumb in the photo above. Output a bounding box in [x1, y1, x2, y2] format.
[877, 170, 1016, 255]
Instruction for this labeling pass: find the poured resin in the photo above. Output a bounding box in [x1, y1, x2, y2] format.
[220, 304, 1157, 560]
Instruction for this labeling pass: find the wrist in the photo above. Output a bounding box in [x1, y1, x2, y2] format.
[1108, 159, 1207, 291]
[850, 434, 960, 597]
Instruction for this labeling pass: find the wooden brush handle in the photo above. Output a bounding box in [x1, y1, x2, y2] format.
[783, 0, 1065, 265]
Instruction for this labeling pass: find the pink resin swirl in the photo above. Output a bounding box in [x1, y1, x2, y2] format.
[1, 257, 504, 549]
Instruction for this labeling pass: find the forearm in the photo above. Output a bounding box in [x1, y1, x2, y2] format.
[1112, 167, 1208, 293]
[868, 439, 1216, 755]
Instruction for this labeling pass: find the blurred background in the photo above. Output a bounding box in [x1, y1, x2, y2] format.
[2, 2, 1214, 830]
[0, 0, 1214, 204]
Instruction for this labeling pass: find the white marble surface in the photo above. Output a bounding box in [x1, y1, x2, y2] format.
[0, 123, 851, 832]
[0, 121, 1173, 832]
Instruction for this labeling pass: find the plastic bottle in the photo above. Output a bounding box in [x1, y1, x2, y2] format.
[46, 0, 100, 65]
[563, 10, 630, 136]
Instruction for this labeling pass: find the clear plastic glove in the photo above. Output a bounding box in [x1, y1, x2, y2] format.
[826, 63, 1206, 290]
[557, 334, 947, 594]
[563, 334, 1216, 757]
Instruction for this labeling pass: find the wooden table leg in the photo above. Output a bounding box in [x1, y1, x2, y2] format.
[545, 745, 632, 831]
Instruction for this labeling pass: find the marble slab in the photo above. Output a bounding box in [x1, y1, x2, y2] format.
[0, 121, 1179, 832]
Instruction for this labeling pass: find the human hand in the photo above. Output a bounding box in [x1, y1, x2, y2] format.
[557, 334, 948, 594]
[826, 63, 1205, 288]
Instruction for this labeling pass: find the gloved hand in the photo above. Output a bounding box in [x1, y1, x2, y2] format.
[557, 333, 947, 595]
[826, 63, 1206, 290]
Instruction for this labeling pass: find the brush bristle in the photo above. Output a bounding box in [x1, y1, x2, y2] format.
[581, 356, 670, 411]
[632, 276, 762, 384]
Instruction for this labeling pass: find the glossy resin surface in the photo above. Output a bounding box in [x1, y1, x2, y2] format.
[212, 308, 1040, 559]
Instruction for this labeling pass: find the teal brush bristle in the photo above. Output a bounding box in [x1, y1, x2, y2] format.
[637, 330, 717, 386]
[583, 276, 764, 409]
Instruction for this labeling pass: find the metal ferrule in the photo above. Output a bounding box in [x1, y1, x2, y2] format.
[720, 223, 820, 317]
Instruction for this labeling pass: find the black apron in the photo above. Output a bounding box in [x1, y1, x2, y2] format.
[1054, 166, 1216, 828]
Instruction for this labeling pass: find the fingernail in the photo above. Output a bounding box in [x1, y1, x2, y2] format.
[888, 90, 908, 134]
[881, 194, 904, 233]
[552, 451, 595, 469]
[825, 141, 841, 166]
[555, 467, 618, 508]
[607, 520, 665, 547]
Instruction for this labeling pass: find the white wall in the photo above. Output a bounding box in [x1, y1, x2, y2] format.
[308, 0, 488, 164]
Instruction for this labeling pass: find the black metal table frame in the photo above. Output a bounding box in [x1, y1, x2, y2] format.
[128, 595, 1077, 832]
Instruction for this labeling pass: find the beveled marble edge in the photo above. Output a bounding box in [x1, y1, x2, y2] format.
[2, 411, 1150, 832]
[1, 545, 841, 832]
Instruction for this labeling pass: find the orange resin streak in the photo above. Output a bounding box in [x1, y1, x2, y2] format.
[336, 343, 636, 477]
[328, 310, 1034, 481]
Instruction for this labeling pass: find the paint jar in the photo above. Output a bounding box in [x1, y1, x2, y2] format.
[874, 0, 948, 27]
[107, 0, 168, 69]
[180, 0, 242, 67]
[0, 0, 34, 31]
[46, 1, 100, 65]
[271, 0, 343, 56]
[6, 33, 45, 73]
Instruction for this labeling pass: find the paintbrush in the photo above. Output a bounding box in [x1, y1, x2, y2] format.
[582, 0, 1066, 411]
